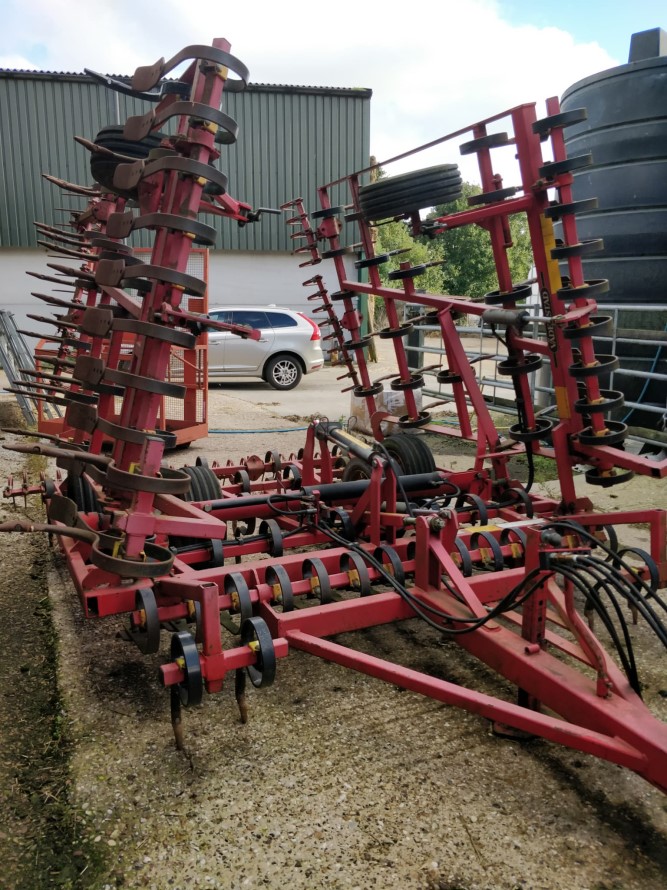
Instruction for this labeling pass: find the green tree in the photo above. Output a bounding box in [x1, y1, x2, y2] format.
[372, 180, 533, 302]
[374, 219, 444, 293]
[425, 182, 533, 299]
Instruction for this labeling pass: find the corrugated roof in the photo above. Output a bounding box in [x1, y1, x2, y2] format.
[0, 69, 372, 97]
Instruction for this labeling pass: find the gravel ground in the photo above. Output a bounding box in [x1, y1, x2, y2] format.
[1, 379, 666, 890]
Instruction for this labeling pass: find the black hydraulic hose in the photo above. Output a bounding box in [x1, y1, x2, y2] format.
[556, 563, 640, 693]
[545, 520, 666, 611]
[562, 558, 641, 678]
[317, 518, 550, 635]
[578, 555, 667, 648]
[203, 472, 447, 514]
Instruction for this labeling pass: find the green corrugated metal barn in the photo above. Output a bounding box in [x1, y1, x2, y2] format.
[0, 69, 371, 328]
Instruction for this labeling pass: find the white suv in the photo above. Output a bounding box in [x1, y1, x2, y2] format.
[207, 305, 324, 390]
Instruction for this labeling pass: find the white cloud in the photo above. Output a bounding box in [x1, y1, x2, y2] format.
[3, 0, 620, 182]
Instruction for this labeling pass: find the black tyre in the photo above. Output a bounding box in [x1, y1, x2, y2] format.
[341, 457, 373, 482]
[66, 473, 101, 512]
[90, 125, 164, 199]
[181, 465, 222, 502]
[359, 164, 462, 221]
[382, 434, 436, 475]
[264, 354, 303, 390]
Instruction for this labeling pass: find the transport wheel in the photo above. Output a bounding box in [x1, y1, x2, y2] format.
[66, 473, 101, 512]
[341, 457, 373, 482]
[359, 164, 462, 221]
[264, 354, 302, 390]
[89, 125, 164, 199]
[382, 434, 436, 475]
[181, 464, 222, 502]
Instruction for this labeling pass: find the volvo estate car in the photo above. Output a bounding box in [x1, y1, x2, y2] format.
[207, 306, 324, 390]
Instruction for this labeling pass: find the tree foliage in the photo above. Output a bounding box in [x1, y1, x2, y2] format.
[373, 180, 533, 301]
[427, 183, 533, 299]
[373, 219, 444, 294]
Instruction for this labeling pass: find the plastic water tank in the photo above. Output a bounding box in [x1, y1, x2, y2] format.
[560, 29, 667, 432]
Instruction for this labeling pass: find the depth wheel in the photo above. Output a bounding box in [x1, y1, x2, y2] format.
[303, 557, 333, 604]
[221, 573, 253, 635]
[170, 631, 203, 707]
[265, 564, 294, 612]
[342, 457, 372, 482]
[128, 587, 161, 654]
[340, 551, 372, 597]
[241, 617, 276, 688]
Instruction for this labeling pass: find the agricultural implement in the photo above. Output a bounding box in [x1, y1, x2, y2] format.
[2, 39, 667, 794]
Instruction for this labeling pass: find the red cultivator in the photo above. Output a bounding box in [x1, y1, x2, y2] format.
[2, 39, 667, 794]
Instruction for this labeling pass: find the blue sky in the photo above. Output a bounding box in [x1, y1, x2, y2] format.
[0, 1, 664, 178]
[502, 0, 665, 61]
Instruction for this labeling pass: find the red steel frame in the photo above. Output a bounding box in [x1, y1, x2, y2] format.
[2, 45, 666, 794]
[32, 246, 210, 448]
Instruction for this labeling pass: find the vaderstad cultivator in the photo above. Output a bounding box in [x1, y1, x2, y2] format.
[2, 38, 667, 793]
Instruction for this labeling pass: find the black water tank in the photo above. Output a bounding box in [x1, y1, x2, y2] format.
[560, 29, 667, 432]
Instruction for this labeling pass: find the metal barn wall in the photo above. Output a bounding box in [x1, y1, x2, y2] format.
[0, 74, 147, 246]
[0, 72, 371, 252]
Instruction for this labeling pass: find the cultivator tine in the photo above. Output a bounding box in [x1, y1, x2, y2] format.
[72, 134, 138, 161]
[170, 689, 185, 751]
[42, 173, 101, 196]
[26, 314, 77, 329]
[31, 292, 83, 310]
[37, 240, 95, 260]
[46, 263, 95, 280]
[34, 224, 87, 246]
[235, 668, 248, 724]
[33, 355, 76, 369]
